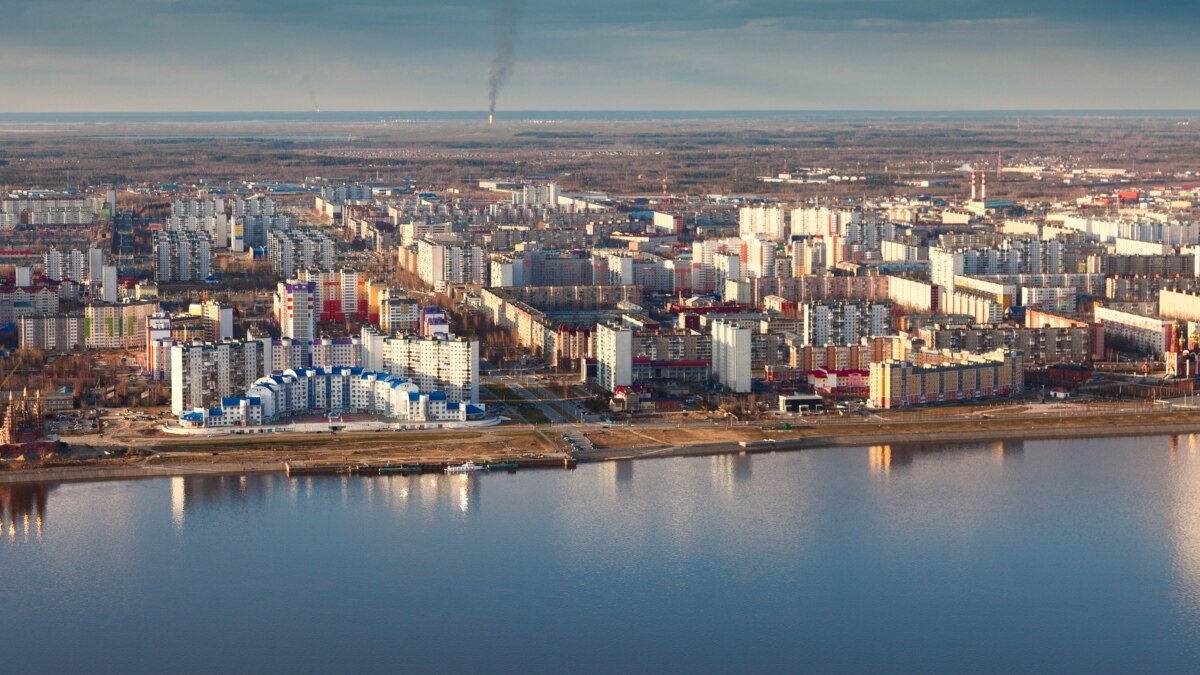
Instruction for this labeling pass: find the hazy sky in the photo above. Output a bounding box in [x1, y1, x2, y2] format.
[1, 0, 1197, 112]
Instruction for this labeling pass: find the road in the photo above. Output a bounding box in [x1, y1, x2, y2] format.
[499, 375, 571, 425]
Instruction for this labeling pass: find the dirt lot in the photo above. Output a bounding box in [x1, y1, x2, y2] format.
[15, 429, 562, 473]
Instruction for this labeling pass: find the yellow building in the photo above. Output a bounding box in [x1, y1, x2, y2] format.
[869, 349, 1024, 409]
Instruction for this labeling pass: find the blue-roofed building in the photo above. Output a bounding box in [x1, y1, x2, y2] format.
[183, 366, 476, 428]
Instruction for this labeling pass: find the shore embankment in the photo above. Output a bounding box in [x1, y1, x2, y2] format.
[5, 411, 1200, 485]
[584, 421, 1200, 461]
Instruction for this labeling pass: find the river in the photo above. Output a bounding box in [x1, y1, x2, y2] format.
[3, 435, 1200, 673]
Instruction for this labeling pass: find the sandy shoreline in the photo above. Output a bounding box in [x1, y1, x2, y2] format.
[584, 421, 1200, 461]
[0, 461, 287, 485]
[4, 418, 1200, 485]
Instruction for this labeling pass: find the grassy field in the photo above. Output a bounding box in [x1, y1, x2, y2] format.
[517, 406, 553, 426]
[485, 384, 525, 404]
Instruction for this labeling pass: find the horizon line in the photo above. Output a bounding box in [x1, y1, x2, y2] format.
[1, 108, 1199, 115]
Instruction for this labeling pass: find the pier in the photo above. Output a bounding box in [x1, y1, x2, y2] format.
[284, 456, 576, 477]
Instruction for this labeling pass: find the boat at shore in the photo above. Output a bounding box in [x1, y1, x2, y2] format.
[486, 461, 519, 471]
[379, 465, 424, 474]
[445, 461, 485, 474]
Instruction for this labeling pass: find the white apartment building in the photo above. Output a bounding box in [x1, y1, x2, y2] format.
[790, 206, 861, 238]
[417, 239, 487, 294]
[3, 197, 103, 226]
[87, 248, 104, 285]
[791, 238, 828, 276]
[170, 339, 271, 415]
[101, 265, 118, 304]
[183, 367, 472, 429]
[930, 240, 1063, 290]
[172, 199, 224, 218]
[44, 248, 88, 283]
[512, 183, 560, 207]
[1022, 287, 1077, 314]
[1094, 306, 1177, 357]
[267, 228, 336, 278]
[745, 237, 777, 278]
[275, 280, 316, 341]
[397, 221, 454, 247]
[1059, 216, 1200, 247]
[232, 197, 276, 218]
[167, 212, 229, 249]
[267, 337, 362, 372]
[595, 322, 633, 393]
[711, 318, 752, 393]
[713, 251, 741, 291]
[154, 230, 213, 282]
[739, 206, 787, 242]
[233, 213, 291, 251]
[188, 300, 234, 340]
[802, 302, 892, 347]
[380, 297, 420, 335]
[361, 328, 479, 404]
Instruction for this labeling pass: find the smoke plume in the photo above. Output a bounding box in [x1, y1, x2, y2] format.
[488, 0, 518, 119]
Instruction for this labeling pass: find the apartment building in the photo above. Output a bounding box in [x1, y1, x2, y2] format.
[361, 329, 479, 404]
[84, 302, 158, 349]
[1094, 306, 1178, 357]
[275, 281, 317, 342]
[267, 228, 336, 279]
[595, 322, 633, 393]
[301, 268, 363, 323]
[170, 339, 271, 415]
[738, 207, 787, 242]
[19, 314, 85, 351]
[801, 301, 892, 347]
[870, 350, 1024, 409]
[154, 230, 213, 282]
[712, 318, 752, 393]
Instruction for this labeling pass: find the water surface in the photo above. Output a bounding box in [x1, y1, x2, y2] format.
[3, 435, 1200, 673]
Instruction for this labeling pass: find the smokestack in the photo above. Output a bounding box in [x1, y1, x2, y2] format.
[970, 172, 977, 201]
[981, 172, 988, 201]
[488, 0, 518, 123]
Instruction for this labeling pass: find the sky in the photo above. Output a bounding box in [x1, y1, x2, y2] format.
[1, 0, 1198, 112]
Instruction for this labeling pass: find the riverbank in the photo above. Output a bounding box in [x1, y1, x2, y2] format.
[5, 410, 1200, 484]
[584, 420, 1200, 461]
[0, 461, 287, 485]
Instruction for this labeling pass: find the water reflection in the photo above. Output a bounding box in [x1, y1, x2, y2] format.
[1167, 434, 1200, 614]
[710, 454, 752, 494]
[0, 483, 53, 542]
[869, 440, 1025, 474]
[1169, 434, 1200, 458]
[2, 468, 494, 535]
[363, 473, 483, 517]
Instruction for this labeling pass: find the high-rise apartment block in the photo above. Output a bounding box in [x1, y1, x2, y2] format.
[267, 228, 336, 279]
[170, 339, 271, 415]
[416, 239, 486, 294]
[275, 281, 317, 341]
[739, 207, 787, 242]
[361, 328, 479, 404]
[711, 318, 752, 393]
[595, 322, 633, 393]
[154, 230, 213, 282]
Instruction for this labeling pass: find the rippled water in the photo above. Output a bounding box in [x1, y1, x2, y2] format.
[4, 435, 1200, 673]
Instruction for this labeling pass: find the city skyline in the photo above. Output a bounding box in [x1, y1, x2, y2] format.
[2, 0, 1198, 112]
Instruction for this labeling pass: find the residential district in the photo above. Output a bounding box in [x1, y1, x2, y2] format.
[2, 165, 1200, 465]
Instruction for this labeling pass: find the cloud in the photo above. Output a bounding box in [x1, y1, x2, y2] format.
[0, 0, 1195, 111]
